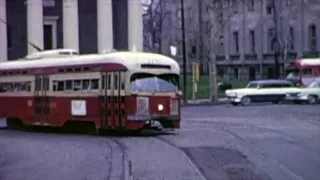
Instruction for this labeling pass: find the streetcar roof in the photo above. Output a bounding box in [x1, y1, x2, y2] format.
[0, 51, 180, 74]
[296, 58, 320, 66]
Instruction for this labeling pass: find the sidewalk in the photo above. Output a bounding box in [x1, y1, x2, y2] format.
[181, 98, 229, 106]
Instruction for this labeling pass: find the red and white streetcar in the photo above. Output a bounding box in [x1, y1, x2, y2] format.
[285, 57, 320, 86]
[0, 49, 181, 132]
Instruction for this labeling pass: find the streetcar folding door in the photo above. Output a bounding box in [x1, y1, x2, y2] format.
[101, 71, 126, 129]
[34, 75, 50, 125]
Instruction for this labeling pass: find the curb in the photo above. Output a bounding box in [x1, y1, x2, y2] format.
[181, 99, 229, 106]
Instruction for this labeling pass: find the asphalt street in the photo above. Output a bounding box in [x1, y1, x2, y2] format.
[0, 129, 124, 180]
[119, 103, 320, 180]
[1, 103, 320, 180]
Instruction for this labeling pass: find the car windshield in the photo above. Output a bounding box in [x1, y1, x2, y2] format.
[307, 81, 320, 88]
[246, 82, 259, 88]
[130, 73, 179, 92]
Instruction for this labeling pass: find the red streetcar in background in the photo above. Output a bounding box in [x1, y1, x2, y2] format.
[285, 58, 320, 86]
[0, 49, 181, 133]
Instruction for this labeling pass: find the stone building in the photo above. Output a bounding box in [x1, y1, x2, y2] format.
[148, 0, 320, 81]
[0, 0, 143, 61]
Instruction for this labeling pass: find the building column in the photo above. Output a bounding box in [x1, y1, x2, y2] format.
[0, 0, 7, 61]
[97, 0, 113, 53]
[27, 0, 44, 54]
[63, 0, 79, 50]
[127, 0, 143, 51]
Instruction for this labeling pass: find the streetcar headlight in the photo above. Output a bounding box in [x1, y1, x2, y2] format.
[158, 104, 164, 111]
[136, 97, 149, 116]
[170, 99, 179, 115]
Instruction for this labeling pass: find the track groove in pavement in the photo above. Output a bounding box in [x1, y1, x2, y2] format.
[154, 136, 207, 180]
[183, 120, 319, 153]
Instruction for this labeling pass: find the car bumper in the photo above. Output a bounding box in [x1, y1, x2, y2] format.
[226, 96, 241, 103]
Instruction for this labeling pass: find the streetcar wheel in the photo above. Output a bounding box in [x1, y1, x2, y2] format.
[6, 118, 23, 130]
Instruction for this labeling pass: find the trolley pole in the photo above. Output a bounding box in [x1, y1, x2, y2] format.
[180, 0, 188, 104]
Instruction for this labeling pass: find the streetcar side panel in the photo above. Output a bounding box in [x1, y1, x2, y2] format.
[0, 75, 35, 124]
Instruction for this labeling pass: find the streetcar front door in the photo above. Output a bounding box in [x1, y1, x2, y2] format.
[34, 75, 50, 125]
[101, 71, 126, 129]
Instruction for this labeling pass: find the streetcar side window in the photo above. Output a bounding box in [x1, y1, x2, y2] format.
[120, 72, 125, 90]
[0, 81, 32, 92]
[52, 78, 100, 92]
[65, 80, 73, 91]
[107, 74, 111, 90]
[58, 81, 65, 91]
[91, 79, 99, 90]
[114, 73, 118, 90]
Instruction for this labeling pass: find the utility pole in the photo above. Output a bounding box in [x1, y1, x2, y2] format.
[208, 2, 220, 102]
[271, 0, 280, 79]
[196, 0, 203, 73]
[180, 0, 188, 103]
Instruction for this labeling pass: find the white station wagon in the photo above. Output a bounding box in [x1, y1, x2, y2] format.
[225, 80, 299, 106]
[285, 80, 320, 104]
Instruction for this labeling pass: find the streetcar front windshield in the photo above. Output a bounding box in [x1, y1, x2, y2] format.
[130, 73, 179, 92]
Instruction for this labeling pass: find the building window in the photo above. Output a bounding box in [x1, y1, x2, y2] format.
[187, 8, 192, 24]
[166, 12, 172, 27]
[233, 31, 239, 53]
[177, 9, 182, 19]
[266, 0, 272, 15]
[219, 35, 224, 53]
[267, 67, 274, 79]
[233, 68, 239, 79]
[268, 28, 275, 52]
[177, 9, 182, 28]
[204, 21, 210, 34]
[286, 0, 293, 6]
[308, 24, 317, 51]
[249, 67, 256, 81]
[249, 30, 255, 53]
[248, 0, 255, 11]
[43, 0, 55, 7]
[232, 0, 238, 14]
[289, 26, 294, 51]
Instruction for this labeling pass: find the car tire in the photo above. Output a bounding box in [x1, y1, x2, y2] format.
[231, 102, 239, 106]
[307, 95, 318, 104]
[293, 100, 301, 104]
[241, 96, 251, 106]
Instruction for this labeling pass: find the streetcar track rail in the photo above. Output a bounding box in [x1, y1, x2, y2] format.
[211, 126, 306, 180]
[109, 137, 133, 180]
[1, 127, 133, 180]
[184, 120, 318, 152]
[179, 121, 308, 180]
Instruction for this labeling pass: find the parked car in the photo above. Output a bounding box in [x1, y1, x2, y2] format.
[225, 79, 299, 106]
[285, 80, 320, 104]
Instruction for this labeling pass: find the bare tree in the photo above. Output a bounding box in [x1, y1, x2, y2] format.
[142, 0, 169, 53]
[268, 0, 307, 78]
[203, 0, 234, 102]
